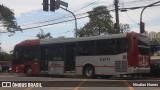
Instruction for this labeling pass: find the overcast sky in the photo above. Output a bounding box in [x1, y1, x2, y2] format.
[0, 0, 160, 53]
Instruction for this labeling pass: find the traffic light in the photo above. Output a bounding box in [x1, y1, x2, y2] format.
[43, 0, 49, 11]
[140, 22, 145, 33]
[50, 0, 55, 11]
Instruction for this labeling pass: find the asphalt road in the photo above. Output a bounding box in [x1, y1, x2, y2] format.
[0, 73, 160, 90]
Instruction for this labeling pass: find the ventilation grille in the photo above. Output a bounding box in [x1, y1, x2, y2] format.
[115, 61, 127, 72]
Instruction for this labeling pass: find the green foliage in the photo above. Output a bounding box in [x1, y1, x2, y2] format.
[78, 6, 116, 37]
[0, 4, 21, 32]
[0, 52, 12, 61]
[57, 36, 66, 38]
[77, 6, 130, 37]
[119, 23, 130, 33]
[36, 29, 53, 39]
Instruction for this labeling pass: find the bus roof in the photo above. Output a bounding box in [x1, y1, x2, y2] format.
[41, 33, 127, 44]
[15, 32, 145, 46]
[15, 39, 40, 47]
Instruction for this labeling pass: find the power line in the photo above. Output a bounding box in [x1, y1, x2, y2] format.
[74, 0, 99, 12]
[20, 12, 88, 28]
[20, 2, 160, 28]
[120, 0, 139, 25]
[19, 0, 100, 27]
[5, 9, 113, 32]
[21, 15, 89, 31]
[18, 1, 114, 28]
[1, 2, 160, 33]
[125, 11, 138, 25]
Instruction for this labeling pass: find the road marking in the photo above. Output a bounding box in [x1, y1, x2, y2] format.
[25, 86, 33, 90]
[73, 79, 87, 90]
[24, 80, 49, 90]
[123, 80, 134, 90]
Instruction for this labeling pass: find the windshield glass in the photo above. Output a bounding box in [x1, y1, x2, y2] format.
[137, 35, 150, 55]
[12, 47, 23, 64]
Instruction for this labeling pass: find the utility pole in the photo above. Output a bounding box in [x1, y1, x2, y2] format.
[0, 43, 1, 53]
[114, 0, 120, 33]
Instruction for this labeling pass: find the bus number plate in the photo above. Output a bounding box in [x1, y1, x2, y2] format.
[100, 58, 110, 61]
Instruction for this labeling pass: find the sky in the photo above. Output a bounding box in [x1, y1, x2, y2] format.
[0, 0, 160, 53]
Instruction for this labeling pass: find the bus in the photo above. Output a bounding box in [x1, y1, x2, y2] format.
[12, 32, 150, 77]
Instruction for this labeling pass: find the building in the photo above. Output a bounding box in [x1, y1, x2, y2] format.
[148, 31, 157, 41]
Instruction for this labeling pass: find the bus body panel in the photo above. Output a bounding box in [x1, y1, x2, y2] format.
[76, 53, 128, 76]
[127, 33, 150, 73]
[12, 61, 40, 74]
[48, 61, 64, 75]
[12, 39, 40, 74]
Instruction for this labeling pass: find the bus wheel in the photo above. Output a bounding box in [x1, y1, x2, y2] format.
[84, 66, 95, 78]
[26, 67, 32, 76]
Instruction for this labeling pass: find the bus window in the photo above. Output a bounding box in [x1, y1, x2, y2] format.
[15, 50, 20, 60]
[13, 48, 23, 64]
[77, 41, 95, 56]
[50, 44, 63, 61]
[137, 35, 150, 55]
[23, 47, 38, 61]
[96, 39, 116, 55]
[117, 38, 128, 54]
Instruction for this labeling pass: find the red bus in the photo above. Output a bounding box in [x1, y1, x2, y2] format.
[12, 32, 150, 77]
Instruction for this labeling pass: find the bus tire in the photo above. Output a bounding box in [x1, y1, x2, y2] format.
[26, 66, 32, 76]
[83, 65, 95, 78]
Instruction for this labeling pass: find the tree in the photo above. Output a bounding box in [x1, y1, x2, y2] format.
[77, 6, 116, 37]
[0, 4, 20, 32]
[57, 36, 66, 38]
[77, 6, 131, 37]
[0, 52, 12, 61]
[36, 29, 52, 39]
[119, 23, 130, 33]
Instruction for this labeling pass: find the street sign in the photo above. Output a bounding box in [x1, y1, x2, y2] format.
[58, 0, 68, 7]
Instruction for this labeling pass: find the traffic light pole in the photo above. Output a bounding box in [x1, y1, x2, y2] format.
[140, 1, 160, 33]
[60, 6, 78, 38]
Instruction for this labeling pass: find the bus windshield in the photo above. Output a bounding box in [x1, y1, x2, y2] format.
[12, 46, 38, 64]
[137, 35, 150, 55]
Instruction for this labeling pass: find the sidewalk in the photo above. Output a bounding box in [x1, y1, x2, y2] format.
[0, 72, 26, 76]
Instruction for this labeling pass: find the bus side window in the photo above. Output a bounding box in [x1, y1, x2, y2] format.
[108, 39, 116, 50]
[96, 40, 105, 55]
[95, 39, 116, 55]
[50, 45, 63, 61]
[77, 41, 95, 56]
[22, 47, 38, 61]
[117, 38, 128, 53]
